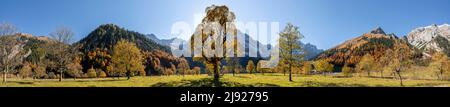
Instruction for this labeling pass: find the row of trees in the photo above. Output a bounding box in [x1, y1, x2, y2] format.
[356, 40, 412, 86]
[3, 22, 245, 84]
[340, 40, 450, 86]
[0, 22, 84, 82]
[0, 23, 137, 82]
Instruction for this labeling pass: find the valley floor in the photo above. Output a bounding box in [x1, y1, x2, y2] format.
[1, 73, 450, 87]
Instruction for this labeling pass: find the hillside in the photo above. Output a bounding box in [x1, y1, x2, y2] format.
[0, 33, 57, 59]
[73, 24, 189, 76]
[407, 24, 450, 56]
[316, 27, 410, 67]
[73, 24, 170, 53]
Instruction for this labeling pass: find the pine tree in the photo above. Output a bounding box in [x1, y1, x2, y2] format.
[279, 23, 304, 81]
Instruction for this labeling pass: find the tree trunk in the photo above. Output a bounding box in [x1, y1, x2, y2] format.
[380, 71, 383, 78]
[59, 69, 63, 82]
[2, 70, 5, 83]
[396, 70, 403, 86]
[440, 67, 444, 80]
[126, 65, 131, 80]
[213, 61, 220, 87]
[232, 67, 235, 76]
[289, 64, 293, 82]
[32, 68, 36, 80]
[3, 65, 8, 83]
[127, 71, 131, 80]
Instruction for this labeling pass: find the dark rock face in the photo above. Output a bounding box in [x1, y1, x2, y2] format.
[370, 27, 386, 35]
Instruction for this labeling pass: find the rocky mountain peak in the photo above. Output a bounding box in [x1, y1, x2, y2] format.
[370, 26, 386, 35]
[407, 23, 450, 55]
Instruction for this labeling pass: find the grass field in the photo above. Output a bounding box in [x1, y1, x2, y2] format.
[1, 73, 450, 87]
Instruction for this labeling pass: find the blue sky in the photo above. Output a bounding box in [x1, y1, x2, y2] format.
[1, 0, 449, 49]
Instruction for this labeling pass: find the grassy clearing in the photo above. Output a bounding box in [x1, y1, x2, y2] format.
[222, 74, 450, 87]
[1, 73, 450, 87]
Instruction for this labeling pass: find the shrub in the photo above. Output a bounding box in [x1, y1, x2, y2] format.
[246, 60, 255, 74]
[48, 72, 57, 79]
[234, 65, 242, 74]
[87, 68, 97, 78]
[154, 66, 163, 75]
[106, 65, 114, 76]
[81, 73, 88, 78]
[66, 70, 83, 78]
[19, 64, 32, 78]
[43, 74, 49, 79]
[163, 68, 174, 76]
[66, 62, 83, 78]
[193, 66, 201, 75]
[98, 71, 107, 78]
[302, 62, 313, 75]
[138, 69, 146, 76]
[34, 66, 47, 79]
[342, 65, 353, 77]
[314, 59, 334, 75]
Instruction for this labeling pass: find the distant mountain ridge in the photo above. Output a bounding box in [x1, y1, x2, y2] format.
[147, 31, 323, 61]
[300, 42, 323, 60]
[145, 34, 179, 46]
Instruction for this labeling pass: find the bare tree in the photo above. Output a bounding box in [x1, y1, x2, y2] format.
[0, 36, 31, 83]
[0, 22, 17, 36]
[49, 27, 76, 82]
[385, 40, 412, 86]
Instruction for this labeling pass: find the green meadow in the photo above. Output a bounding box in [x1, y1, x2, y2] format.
[1, 73, 450, 87]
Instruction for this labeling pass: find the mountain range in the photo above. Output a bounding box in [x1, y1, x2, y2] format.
[406, 24, 450, 56]
[4, 23, 449, 72]
[146, 31, 323, 61]
[316, 27, 407, 67]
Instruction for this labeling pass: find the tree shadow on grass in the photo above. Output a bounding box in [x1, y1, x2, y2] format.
[13, 81, 35, 85]
[332, 76, 394, 80]
[332, 76, 352, 78]
[150, 78, 280, 87]
[73, 79, 128, 82]
[234, 75, 252, 79]
[299, 81, 370, 87]
[8, 78, 126, 85]
[414, 83, 450, 87]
